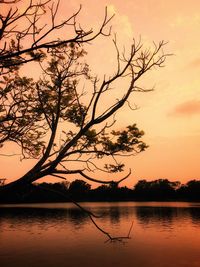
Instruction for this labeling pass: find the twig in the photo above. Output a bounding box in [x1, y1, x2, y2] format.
[36, 184, 134, 242]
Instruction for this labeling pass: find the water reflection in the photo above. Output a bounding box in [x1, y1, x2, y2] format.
[135, 206, 176, 226]
[91, 204, 132, 225]
[189, 208, 200, 227]
[108, 206, 120, 223]
[135, 206, 200, 228]
[0, 203, 200, 229]
[0, 202, 200, 267]
[0, 207, 89, 230]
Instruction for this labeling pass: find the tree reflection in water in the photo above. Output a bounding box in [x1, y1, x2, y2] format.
[0, 203, 200, 267]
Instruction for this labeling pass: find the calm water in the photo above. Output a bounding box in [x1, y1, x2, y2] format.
[0, 202, 200, 267]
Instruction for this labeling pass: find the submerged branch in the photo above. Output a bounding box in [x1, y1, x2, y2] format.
[36, 184, 134, 242]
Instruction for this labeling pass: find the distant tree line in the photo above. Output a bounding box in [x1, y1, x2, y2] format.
[0, 178, 199, 203]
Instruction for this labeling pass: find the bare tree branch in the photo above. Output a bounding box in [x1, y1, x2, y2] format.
[0, 2, 169, 202]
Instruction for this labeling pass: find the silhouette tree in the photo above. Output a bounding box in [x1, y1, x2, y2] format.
[0, 0, 113, 148]
[133, 179, 179, 200]
[68, 179, 91, 200]
[0, 0, 168, 194]
[0, 0, 113, 72]
[177, 180, 200, 201]
[0, 3, 170, 242]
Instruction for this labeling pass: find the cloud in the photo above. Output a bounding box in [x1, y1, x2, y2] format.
[189, 58, 200, 69]
[170, 14, 200, 28]
[107, 4, 133, 39]
[107, 4, 116, 15]
[170, 100, 200, 116]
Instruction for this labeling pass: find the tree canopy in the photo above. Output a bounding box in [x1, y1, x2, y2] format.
[0, 0, 168, 191]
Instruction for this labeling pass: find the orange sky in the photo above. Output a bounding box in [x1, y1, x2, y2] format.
[1, 0, 200, 187]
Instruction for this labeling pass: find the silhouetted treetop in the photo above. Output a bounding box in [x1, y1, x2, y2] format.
[0, 1, 169, 197]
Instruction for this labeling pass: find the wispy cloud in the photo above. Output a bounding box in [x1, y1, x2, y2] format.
[189, 58, 200, 69]
[170, 14, 200, 28]
[107, 4, 133, 39]
[170, 100, 200, 116]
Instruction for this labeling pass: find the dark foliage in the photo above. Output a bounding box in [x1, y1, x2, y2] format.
[0, 1, 169, 194]
[0, 178, 199, 203]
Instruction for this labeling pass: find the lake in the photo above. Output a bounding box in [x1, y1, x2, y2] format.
[0, 202, 200, 267]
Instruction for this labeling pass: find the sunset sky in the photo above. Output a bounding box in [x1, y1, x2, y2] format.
[1, 0, 200, 187]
